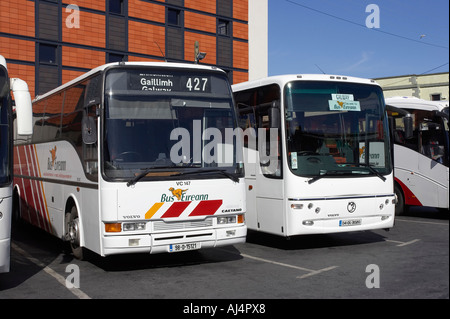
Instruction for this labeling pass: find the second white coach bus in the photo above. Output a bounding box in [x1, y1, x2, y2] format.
[13, 62, 246, 259]
[233, 75, 396, 236]
[1, 54, 32, 272]
[386, 97, 449, 214]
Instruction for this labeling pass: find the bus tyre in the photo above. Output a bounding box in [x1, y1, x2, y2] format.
[394, 184, 405, 216]
[12, 191, 22, 226]
[66, 206, 84, 260]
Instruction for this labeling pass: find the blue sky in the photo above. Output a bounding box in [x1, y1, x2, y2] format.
[268, 0, 449, 79]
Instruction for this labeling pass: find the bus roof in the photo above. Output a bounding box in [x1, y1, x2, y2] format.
[385, 96, 449, 112]
[232, 74, 380, 92]
[33, 61, 226, 103]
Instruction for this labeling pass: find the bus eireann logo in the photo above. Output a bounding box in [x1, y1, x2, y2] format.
[47, 146, 67, 171]
[169, 187, 188, 201]
[49, 146, 57, 167]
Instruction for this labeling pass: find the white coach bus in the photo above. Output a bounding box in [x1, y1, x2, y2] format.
[233, 74, 396, 237]
[13, 62, 246, 259]
[1, 55, 32, 272]
[386, 97, 449, 214]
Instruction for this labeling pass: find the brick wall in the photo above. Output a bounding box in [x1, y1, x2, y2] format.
[1, 0, 249, 98]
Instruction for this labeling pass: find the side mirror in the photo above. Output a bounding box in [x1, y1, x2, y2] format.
[403, 114, 413, 139]
[269, 100, 281, 128]
[82, 115, 97, 144]
[10, 78, 33, 135]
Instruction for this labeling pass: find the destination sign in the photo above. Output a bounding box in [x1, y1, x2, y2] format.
[128, 72, 212, 93]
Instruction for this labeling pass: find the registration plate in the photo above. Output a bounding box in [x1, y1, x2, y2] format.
[339, 219, 362, 227]
[169, 242, 201, 253]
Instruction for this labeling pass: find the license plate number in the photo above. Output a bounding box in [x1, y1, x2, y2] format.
[340, 219, 362, 227]
[169, 242, 201, 253]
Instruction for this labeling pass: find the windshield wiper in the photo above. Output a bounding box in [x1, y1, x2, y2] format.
[308, 170, 347, 184]
[343, 163, 386, 182]
[127, 165, 178, 187]
[173, 169, 240, 183]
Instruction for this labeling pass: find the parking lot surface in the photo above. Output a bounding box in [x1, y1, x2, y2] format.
[1, 207, 448, 307]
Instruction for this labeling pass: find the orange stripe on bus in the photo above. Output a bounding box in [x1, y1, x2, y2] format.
[145, 202, 164, 220]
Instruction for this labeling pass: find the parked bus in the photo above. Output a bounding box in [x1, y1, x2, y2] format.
[232, 75, 396, 236]
[1, 55, 33, 272]
[386, 96, 449, 214]
[13, 62, 246, 259]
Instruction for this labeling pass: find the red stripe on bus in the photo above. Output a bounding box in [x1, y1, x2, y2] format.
[189, 200, 223, 217]
[161, 201, 192, 218]
[16, 146, 37, 226]
[26, 145, 49, 232]
[31, 145, 51, 233]
[395, 178, 422, 207]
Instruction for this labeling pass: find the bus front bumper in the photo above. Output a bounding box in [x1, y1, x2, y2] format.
[101, 225, 247, 256]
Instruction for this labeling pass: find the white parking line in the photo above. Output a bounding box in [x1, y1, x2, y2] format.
[296, 266, 340, 279]
[240, 253, 338, 279]
[385, 239, 421, 247]
[11, 243, 91, 299]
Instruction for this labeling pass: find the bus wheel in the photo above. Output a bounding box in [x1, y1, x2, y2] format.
[394, 184, 405, 216]
[66, 206, 84, 260]
[12, 190, 22, 225]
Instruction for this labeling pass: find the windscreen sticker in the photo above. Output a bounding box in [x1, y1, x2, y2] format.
[332, 94, 354, 101]
[329, 99, 361, 111]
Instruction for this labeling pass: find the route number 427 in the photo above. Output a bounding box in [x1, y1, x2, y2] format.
[186, 77, 208, 92]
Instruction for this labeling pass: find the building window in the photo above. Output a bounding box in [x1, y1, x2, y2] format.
[431, 94, 442, 101]
[107, 53, 126, 63]
[218, 19, 230, 36]
[168, 8, 181, 26]
[109, 0, 124, 15]
[39, 44, 57, 64]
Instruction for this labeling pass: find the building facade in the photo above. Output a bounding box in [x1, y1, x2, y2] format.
[1, 0, 266, 98]
[376, 72, 449, 102]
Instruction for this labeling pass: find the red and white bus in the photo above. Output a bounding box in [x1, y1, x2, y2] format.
[386, 97, 449, 214]
[13, 62, 246, 259]
[1, 54, 33, 273]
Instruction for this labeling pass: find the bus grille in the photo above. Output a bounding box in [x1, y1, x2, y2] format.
[153, 219, 213, 232]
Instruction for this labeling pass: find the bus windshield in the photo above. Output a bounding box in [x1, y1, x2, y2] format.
[285, 81, 391, 179]
[103, 68, 241, 181]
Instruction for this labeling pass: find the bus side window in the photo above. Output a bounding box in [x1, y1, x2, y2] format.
[420, 122, 445, 163]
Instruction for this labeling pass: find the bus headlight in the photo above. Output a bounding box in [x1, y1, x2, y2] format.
[217, 216, 236, 224]
[217, 215, 245, 225]
[123, 222, 146, 232]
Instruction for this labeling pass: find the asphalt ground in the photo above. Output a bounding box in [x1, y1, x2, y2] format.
[1, 206, 448, 313]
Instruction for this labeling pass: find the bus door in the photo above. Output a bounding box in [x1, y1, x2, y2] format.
[253, 101, 284, 235]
